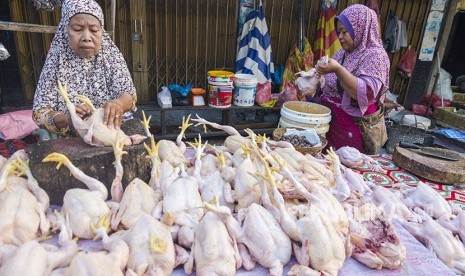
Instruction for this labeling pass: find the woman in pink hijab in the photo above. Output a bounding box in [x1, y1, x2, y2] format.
[317, 4, 390, 153]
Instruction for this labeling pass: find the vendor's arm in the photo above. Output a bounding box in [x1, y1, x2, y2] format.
[342, 75, 383, 116]
[32, 108, 71, 135]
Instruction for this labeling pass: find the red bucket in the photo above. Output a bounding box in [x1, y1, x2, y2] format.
[208, 83, 233, 108]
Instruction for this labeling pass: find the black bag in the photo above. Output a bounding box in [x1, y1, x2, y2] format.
[170, 90, 191, 106]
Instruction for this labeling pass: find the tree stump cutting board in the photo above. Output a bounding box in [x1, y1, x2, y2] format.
[392, 145, 465, 184]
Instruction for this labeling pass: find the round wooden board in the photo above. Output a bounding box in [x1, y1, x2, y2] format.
[392, 146, 465, 184]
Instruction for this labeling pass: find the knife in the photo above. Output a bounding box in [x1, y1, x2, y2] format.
[398, 142, 463, 161]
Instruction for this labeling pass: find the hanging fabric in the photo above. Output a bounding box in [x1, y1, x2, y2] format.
[314, 0, 341, 60]
[279, 37, 314, 103]
[235, 0, 274, 104]
[235, 0, 274, 83]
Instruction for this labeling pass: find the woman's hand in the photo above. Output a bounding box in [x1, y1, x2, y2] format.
[316, 58, 342, 75]
[75, 104, 93, 120]
[103, 99, 124, 129]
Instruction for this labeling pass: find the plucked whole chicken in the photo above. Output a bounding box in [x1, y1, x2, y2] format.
[0, 150, 50, 245]
[2, 115, 464, 275]
[55, 81, 146, 147]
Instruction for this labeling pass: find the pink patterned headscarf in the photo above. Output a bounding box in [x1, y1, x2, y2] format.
[322, 4, 390, 99]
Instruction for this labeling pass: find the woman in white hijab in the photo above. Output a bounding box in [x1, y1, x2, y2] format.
[33, 0, 136, 135]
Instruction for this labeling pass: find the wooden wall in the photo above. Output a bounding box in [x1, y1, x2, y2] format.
[7, 0, 431, 105]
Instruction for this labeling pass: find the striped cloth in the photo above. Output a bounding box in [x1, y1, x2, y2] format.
[235, 0, 274, 83]
[314, 1, 341, 61]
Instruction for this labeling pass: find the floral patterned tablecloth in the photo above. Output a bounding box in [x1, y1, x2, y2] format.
[354, 154, 465, 209]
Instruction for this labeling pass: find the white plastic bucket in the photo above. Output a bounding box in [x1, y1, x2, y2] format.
[233, 73, 257, 107]
[281, 101, 331, 124]
[278, 117, 330, 136]
[402, 114, 431, 130]
[279, 101, 332, 136]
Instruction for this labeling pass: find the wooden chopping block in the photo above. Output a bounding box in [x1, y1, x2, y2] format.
[392, 145, 465, 184]
[28, 137, 151, 205]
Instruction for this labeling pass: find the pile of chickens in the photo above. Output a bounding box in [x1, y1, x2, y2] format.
[1, 114, 465, 275]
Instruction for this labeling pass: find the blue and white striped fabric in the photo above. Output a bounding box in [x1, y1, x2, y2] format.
[235, 1, 274, 83]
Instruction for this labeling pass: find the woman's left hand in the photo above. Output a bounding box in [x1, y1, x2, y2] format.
[103, 100, 124, 129]
[316, 58, 342, 75]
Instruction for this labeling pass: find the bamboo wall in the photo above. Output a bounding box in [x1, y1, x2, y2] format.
[7, 0, 432, 105]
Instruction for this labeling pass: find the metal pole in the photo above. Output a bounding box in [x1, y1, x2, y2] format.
[298, 0, 304, 52]
[111, 0, 116, 41]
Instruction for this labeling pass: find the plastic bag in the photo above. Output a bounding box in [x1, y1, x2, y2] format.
[0, 43, 10, 61]
[157, 86, 172, 108]
[0, 110, 38, 140]
[434, 68, 453, 100]
[397, 47, 417, 76]
[277, 81, 298, 107]
[255, 82, 271, 104]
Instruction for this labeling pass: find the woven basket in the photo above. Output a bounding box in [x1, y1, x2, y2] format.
[386, 124, 435, 154]
[434, 107, 465, 131]
[273, 128, 327, 156]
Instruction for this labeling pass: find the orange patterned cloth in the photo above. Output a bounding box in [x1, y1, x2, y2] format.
[314, 4, 341, 60]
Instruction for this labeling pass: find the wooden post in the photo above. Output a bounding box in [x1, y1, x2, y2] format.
[130, 0, 149, 104]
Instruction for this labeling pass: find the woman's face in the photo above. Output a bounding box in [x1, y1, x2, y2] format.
[336, 21, 354, 52]
[67, 13, 103, 57]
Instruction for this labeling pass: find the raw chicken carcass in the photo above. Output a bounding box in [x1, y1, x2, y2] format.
[327, 148, 351, 202]
[344, 202, 406, 270]
[190, 139, 235, 210]
[56, 81, 146, 147]
[108, 134, 161, 230]
[0, 215, 77, 276]
[400, 181, 452, 219]
[295, 55, 328, 97]
[437, 209, 465, 245]
[158, 144, 204, 248]
[341, 166, 371, 196]
[0, 151, 50, 245]
[364, 183, 420, 223]
[157, 115, 192, 174]
[401, 208, 465, 274]
[64, 222, 129, 276]
[191, 114, 248, 153]
[42, 152, 110, 239]
[335, 146, 386, 173]
[256, 159, 346, 276]
[210, 202, 292, 276]
[270, 152, 349, 238]
[114, 214, 186, 275]
[184, 203, 242, 276]
[110, 178, 161, 230]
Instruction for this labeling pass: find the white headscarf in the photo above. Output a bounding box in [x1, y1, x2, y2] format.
[33, 0, 135, 114]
